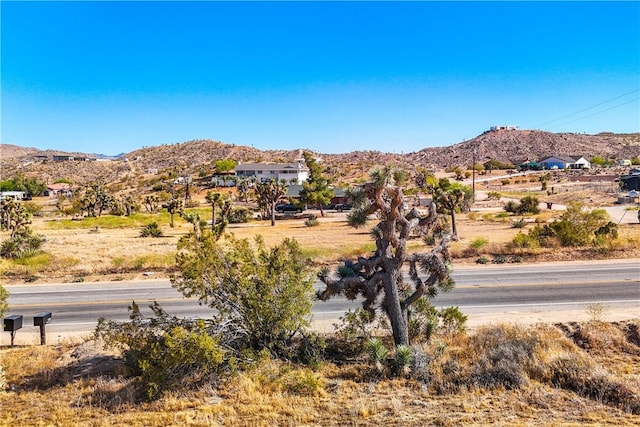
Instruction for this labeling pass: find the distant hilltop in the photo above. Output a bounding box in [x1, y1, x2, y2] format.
[489, 125, 519, 131]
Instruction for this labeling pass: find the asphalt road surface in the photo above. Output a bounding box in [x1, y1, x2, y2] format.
[3, 260, 638, 345]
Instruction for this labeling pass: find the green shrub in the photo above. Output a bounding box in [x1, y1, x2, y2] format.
[504, 200, 518, 213]
[438, 306, 467, 335]
[0, 285, 8, 318]
[406, 298, 439, 343]
[548, 203, 612, 247]
[504, 196, 540, 215]
[519, 196, 540, 214]
[511, 218, 527, 228]
[476, 256, 489, 264]
[140, 222, 163, 237]
[470, 237, 488, 249]
[173, 234, 314, 355]
[228, 207, 251, 223]
[304, 215, 320, 227]
[510, 231, 540, 249]
[96, 302, 225, 400]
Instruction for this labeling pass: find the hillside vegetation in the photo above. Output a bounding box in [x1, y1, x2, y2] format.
[2, 130, 638, 186]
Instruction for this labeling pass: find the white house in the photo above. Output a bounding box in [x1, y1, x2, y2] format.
[45, 183, 73, 197]
[0, 191, 27, 201]
[539, 155, 591, 170]
[235, 161, 309, 185]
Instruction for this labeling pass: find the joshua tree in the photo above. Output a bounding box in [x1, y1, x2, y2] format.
[163, 197, 183, 228]
[429, 178, 472, 240]
[255, 179, 287, 226]
[205, 191, 232, 237]
[181, 211, 202, 240]
[205, 191, 223, 231]
[235, 177, 255, 203]
[79, 182, 114, 217]
[317, 167, 454, 346]
[0, 198, 31, 238]
[144, 194, 160, 213]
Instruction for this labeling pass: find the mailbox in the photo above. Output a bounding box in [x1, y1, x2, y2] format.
[4, 314, 23, 332]
[4, 314, 23, 346]
[34, 312, 52, 327]
[33, 312, 52, 345]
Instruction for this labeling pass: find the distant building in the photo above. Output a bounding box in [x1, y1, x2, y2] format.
[620, 174, 640, 191]
[538, 155, 591, 170]
[235, 160, 309, 185]
[211, 171, 236, 187]
[53, 155, 75, 162]
[45, 183, 73, 197]
[0, 191, 27, 201]
[490, 125, 519, 131]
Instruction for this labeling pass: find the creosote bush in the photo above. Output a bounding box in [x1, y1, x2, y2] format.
[511, 202, 618, 249]
[97, 231, 316, 400]
[504, 196, 540, 215]
[96, 302, 226, 400]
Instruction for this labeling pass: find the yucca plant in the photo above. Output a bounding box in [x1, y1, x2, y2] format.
[394, 344, 413, 376]
[365, 337, 389, 373]
[140, 221, 163, 237]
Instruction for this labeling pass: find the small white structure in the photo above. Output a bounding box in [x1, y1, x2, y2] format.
[490, 125, 519, 131]
[235, 160, 309, 185]
[0, 191, 27, 201]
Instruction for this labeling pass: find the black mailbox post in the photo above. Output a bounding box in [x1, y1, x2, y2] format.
[4, 314, 24, 346]
[34, 312, 52, 345]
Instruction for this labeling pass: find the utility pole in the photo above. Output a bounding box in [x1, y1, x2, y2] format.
[472, 147, 477, 204]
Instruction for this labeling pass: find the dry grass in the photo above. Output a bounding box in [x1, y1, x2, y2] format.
[2, 321, 639, 426]
[1, 201, 639, 283]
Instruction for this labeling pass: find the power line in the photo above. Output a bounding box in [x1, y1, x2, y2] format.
[533, 88, 640, 129]
[546, 96, 640, 130]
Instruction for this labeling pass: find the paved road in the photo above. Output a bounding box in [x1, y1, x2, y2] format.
[3, 260, 638, 344]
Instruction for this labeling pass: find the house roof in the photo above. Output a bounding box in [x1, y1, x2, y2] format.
[539, 155, 587, 163]
[285, 184, 303, 197]
[47, 183, 72, 191]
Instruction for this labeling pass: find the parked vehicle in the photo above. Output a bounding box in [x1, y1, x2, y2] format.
[275, 203, 303, 213]
[335, 203, 352, 212]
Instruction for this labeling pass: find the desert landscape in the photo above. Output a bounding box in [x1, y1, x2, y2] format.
[1, 133, 640, 426]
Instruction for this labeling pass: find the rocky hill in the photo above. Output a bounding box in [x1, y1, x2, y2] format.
[1, 130, 638, 186]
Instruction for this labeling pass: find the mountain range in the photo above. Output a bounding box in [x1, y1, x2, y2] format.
[1, 129, 638, 185]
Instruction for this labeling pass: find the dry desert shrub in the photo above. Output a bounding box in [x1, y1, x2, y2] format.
[410, 323, 640, 414]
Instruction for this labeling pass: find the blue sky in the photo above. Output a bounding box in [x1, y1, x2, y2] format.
[1, 1, 639, 155]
